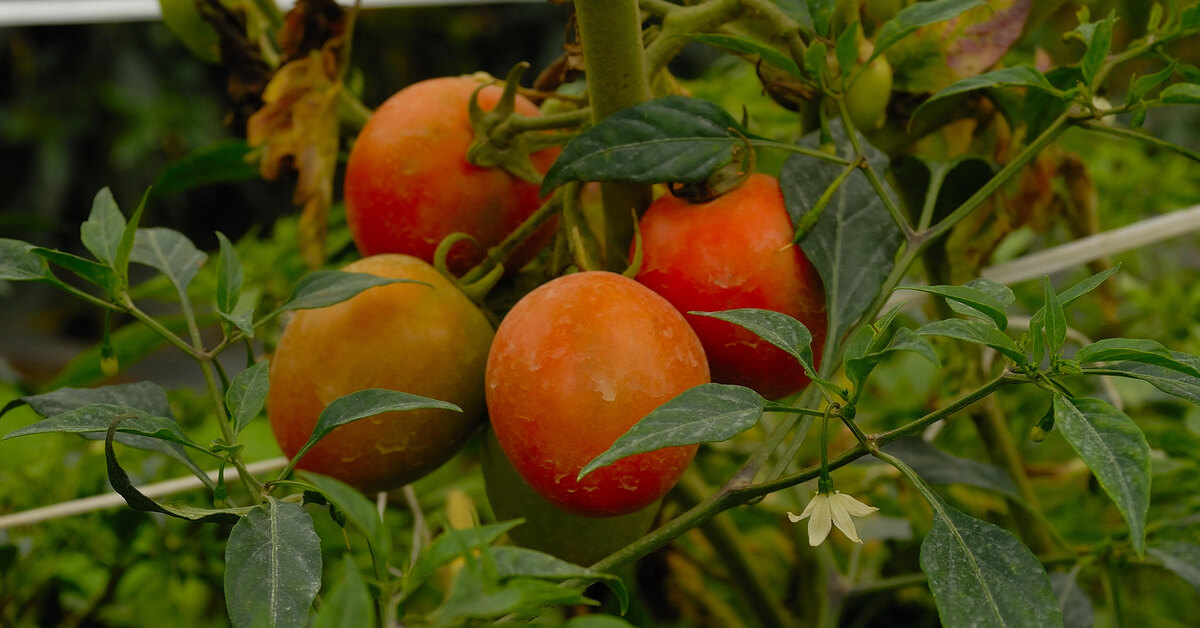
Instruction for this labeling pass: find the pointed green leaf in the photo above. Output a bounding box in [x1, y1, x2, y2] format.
[1128, 62, 1177, 104]
[131, 227, 208, 296]
[289, 389, 461, 468]
[269, 271, 420, 317]
[898, 284, 1008, 330]
[300, 471, 390, 563]
[835, 22, 860, 81]
[914, 66, 1060, 121]
[224, 498, 322, 628]
[1044, 276, 1067, 356]
[872, 0, 988, 62]
[1147, 542, 1200, 593]
[781, 120, 901, 347]
[0, 238, 54, 282]
[1074, 338, 1200, 377]
[490, 546, 629, 614]
[1052, 396, 1150, 556]
[1097, 351, 1200, 405]
[33, 248, 119, 296]
[4, 403, 209, 453]
[691, 309, 816, 375]
[689, 34, 801, 78]
[1079, 12, 1116, 86]
[215, 231, 244, 314]
[80, 188, 125, 267]
[1027, 265, 1121, 359]
[226, 360, 270, 435]
[948, 278, 1015, 322]
[540, 96, 761, 194]
[916, 318, 1025, 364]
[579, 383, 765, 480]
[114, 189, 148, 282]
[921, 499, 1064, 628]
[845, 328, 940, 393]
[1161, 83, 1200, 104]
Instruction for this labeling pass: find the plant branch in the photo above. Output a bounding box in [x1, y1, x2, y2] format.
[1077, 120, 1200, 164]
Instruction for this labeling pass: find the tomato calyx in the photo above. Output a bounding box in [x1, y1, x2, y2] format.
[466, 63, 559, 184]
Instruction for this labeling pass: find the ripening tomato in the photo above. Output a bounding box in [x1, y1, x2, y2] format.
[267, 255, 493, 493]
[634, 174, 828, 400]
[343, 77, 559, 276]
[486, 271, 710, 517]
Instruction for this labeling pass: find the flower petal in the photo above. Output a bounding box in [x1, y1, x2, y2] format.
[832, 491, 879, 517]
[787, 511, 804, 523]
[806, 494, 832, 546]
[829, 499, 863, 544]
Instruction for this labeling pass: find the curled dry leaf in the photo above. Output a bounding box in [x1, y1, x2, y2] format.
[245, 0, 348, 269]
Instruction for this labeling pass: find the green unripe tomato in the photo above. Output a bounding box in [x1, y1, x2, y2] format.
[845, 55, 893, 131]
[481, 428, 660, 566]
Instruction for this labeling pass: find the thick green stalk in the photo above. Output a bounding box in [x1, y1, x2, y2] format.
[575, 0, 653, 269]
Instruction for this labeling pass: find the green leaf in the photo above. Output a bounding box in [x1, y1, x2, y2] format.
[897, 284, 1009, 330]
[226, 360, 270, 435]
[404, 521, 521, 595]
[872, 0, 987, 63]
[1098, 351, 1200, 405]
[33, 248, 120, 296]
[884, 438, 1020, 502]
[1043, 276, 1067, 356]
[1027, 265, 1121, 360]
[689, 34, 801, 78]
[289, 389, 461, 469]
[300, 471, 391, 564]
[540, 96, 759, 195]
[151, 139, 258, 198]
[215, 231, 244, 314]
[1, 381, 212, 487]
[4, 403, 209, 453]
[104, 422, 250, 523]
[834, 22, 860, 81]
[578, 383, 765, 480]
[224, 498, 322, 628]
[221, 287, 260, 338]
[809, 0, 836, 35]
[845, 328, 940, 393]
[1074, 338, 1200, 377]
[781, 119, 902, 347]
[914, 66, 1059, 121]
[921, 499, 1064, 628]
[916, 318, 1025, 364]
[1127, 62, 1177, 104]
[948, 278, 1015, 323]
[1079, 11, 1116, 87]
[80, 187, 125, 267]
[0, 238, 54, 282]
[130, 227, 208, 296]
[691, 309, 816, 376]
[269, 271, 418, 317]
[114, 189, 147, 283]
[490, 546, 629, 614]
[1160, 82, 1200, 104]
[1052, 396, 1150, 556]
[1147, 542, 1200, 593]
[313, 554, 375, 628]
[1049, 572, 1095, 628]
[432, 570, 593, 627]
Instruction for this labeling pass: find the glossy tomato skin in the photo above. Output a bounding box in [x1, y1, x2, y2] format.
[268, 254, 494, 493]
[343, 77, 559, 276]
[635, 174, 828, 400]
[486, 271, 710, 517]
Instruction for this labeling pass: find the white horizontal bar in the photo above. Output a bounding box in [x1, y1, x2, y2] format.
[0, 0, 540, 27]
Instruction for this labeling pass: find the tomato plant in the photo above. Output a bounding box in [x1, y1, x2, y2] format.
[635, 174, 828, 400]
[485, 271, 710, 517]
[268, 254, 493, 492]
[343, 76, 559, 276]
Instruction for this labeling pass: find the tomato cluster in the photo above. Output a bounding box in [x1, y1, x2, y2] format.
[268, 77, 827, 555]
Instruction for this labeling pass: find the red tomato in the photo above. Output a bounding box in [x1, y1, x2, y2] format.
[343, 77, 559, 276]
[634, 173, 828, 400]
[485, 271, 710, 517]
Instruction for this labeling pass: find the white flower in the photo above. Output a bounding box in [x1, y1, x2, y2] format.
[788, 490, 879, 546]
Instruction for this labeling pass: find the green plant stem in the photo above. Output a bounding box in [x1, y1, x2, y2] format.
[750, 139, 853, 165]
[503, 108, 591, 133]
[676, 471, 793, 628]
[834, 98, 913, 239]
[576, 0, 654, 267]
[1078, 120, 1200, 164]
[643, 0, 743, 76]
[337, 89, 372, 132]
[459, 191, 564, 285]
[592, 373, 1016, 573]
[119, 297, 203, 361]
